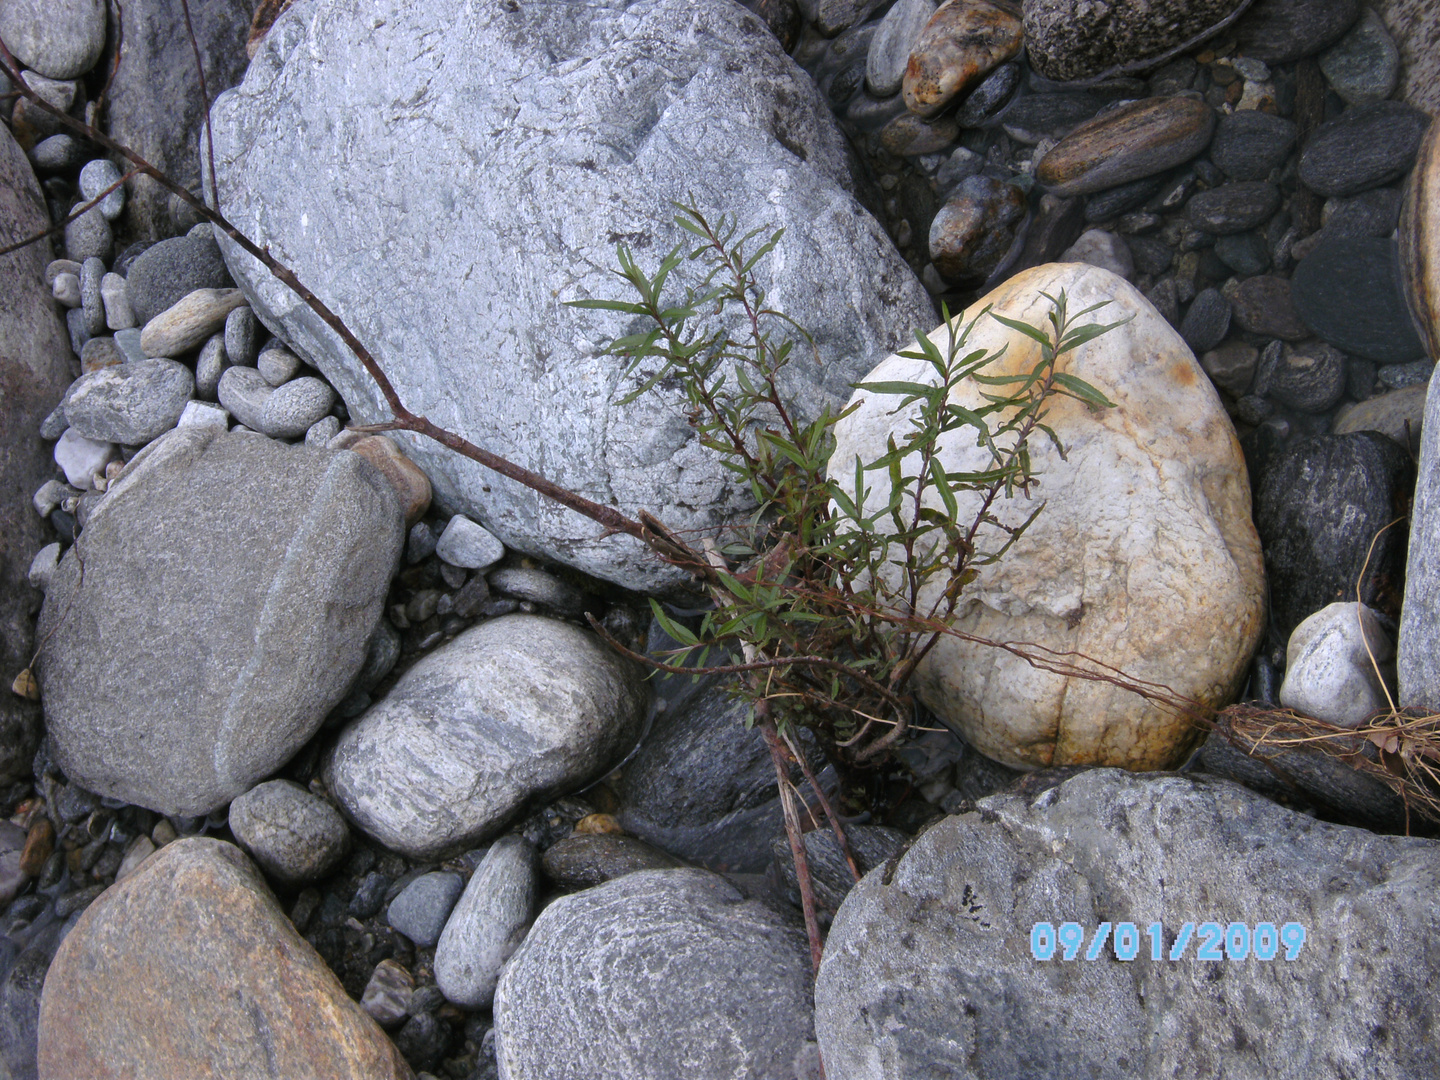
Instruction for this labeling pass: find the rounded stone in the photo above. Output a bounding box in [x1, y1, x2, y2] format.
[1185, 181, 1281, 234]
[435, 514, 505, 570]
[1179, 287, 1232, 353]
[78, 158, 125, 221]
[1229, 274, 1311, 341]
[1234, 0, 1363, 64]
[228, 779, 350, 886]
[63, 206, 112, 263]
[140, 288, 249, 358]
[929, 174, 1027, 283]
[1399, 118, 1440, 358]
[1291, 237, 1427, 364]
[1209, 110, 1297, 181]
[540, 833, 687, 890]
[60, 358, 195, 445]
[865, 0, 937, 98]
[124, 232, 235, 327]
[387, 871, 465, 948]
[1279, 601, 1394, 727]
[0, 0, 107, 79]
[902, 0, 1024, 119]
[1036, 97, 1216, 199]
[435, 836, 537, 1008]
[224, 304, 258, 366]
[1319, 9, 1400, 105]
[257, 343, 302, 387]
[1297, 100, 1432, 199]
[1026, 0, 1252, 82]
[1267, 341, 1348, 414]
[829, 263, 1265, 770]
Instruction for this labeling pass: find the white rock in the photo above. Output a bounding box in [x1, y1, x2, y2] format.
[1060, 229, 1135, 281]
[435, 515, 505, 571]
[100, 272, 135, 329]
[1280, 602, 1395, 727]
[435, 835, 537, 1008]
[28, 543, 62, 591]
[828, 262, 1266, 770]
[54, 427, 115, 489]
[176, 400, 231, 432]
[52, 273, 81, 307]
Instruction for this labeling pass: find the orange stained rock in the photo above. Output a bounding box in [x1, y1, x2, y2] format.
[902, 0, 1024, 119]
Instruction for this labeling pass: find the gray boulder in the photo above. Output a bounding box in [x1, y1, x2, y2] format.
[0, 123, 73, 785]
[1399, 363, 1440, 710]
[324, 615, 649, 859]
[104, 0, 253, 237]
[494, 868, 815, 1080]
[815, 769, 1440, 1080]
[36, 427, 404, 815]
[209, 0, 935, 593]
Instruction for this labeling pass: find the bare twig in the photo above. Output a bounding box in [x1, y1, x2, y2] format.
[763, 716, 825, 973]
[178, 0, 218, 210]
[781, 726, 860, 884]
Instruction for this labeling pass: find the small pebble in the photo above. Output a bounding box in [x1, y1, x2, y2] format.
[387, 872, 465, 947]
[350, 871, 390, 919]
[113, 328, 146, 364]
[407, 522, 438, 564]
[32, 479, 71, 517]
[361, 959, 414, 1029]
[100, 272, 135, 330]
[224, 305, 259, 366]
[78, 158, 126, 221]
[80, 257, 107, 336]
[53, 428, 115, 490]
[176, 400, 231, 432]
[258, 344, 302, 386]
[28, 543, 62, 591]
[52, 273, 81, 308]
[31, 134, 86, 172]
[435, 515, 504, 571]
[194, 333, 230, 399]
[305, 415, 341, 446]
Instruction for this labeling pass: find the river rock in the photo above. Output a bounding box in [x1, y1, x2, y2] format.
[36, 838, 412, 1079]
[337, 433, 431, 527]
[59, 357, 194, 445]
[1229, 273, 1311, 340]
[494, 868, 813, 1080]
[829, 263, 1265, 770]
[541, 833, 687, 890]
[217, 366, 337, 439]
[36, 427, 404, 815]
[0, 0, 106, 79]
[434, 835, 537, 1008]
[1266, 340, 1347, 413]
[434, 513, 504, 570]
[1333, 383, 1426, 450]
[1209, 109, 1297, 181]
[1370, 0, 1440, 118]
[1200, 340, 1259, 396]
[1298, 101, 1431, 199]
[1399, 119, 1438, 357]
[1399, 365, 1440, 710]
[388, 871, 465, 948]
[1234, 0, 1363, 64]
[1280, 601, 1395, 727]
[52, 427, 114, 489]
[1319, 8, 1399, 105]
[1253, 432, 1411, 639]
[139, 287, 249, 358]
[771, 824, 907, 914]
[1035, 97, 1215, 198]
[866, 0, 937, 98]
[325, 615, 648, 859]
[1186, 181, 1280, 234]
[211, 0, 935, 595]
[816, 769, 1440, 1080]
[0, 123, 73, 785]
[1291, 237, 1427, 363]
[1025, 0, 1253, 83]
[124, 231, 235, 326]
[901, 0, 1023, 119]
[929, 174, 1027, 283]
[1178, 287, 1231, 353]
[105, 0, 253, 236]
[1058, 228, 1133, 280]
[228, 779, 351, 885]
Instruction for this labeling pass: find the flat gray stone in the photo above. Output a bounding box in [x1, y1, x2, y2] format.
[1319, 8, 1400, 105]
[816, 769, 1440, 1080]
[388, 871, 465, 948]
[224, 305, 258, 366]
[434, 514, 504, 570]
[0, 125, 78, 783]
[210, 0, 935, 593]
[0, 0, 106, 79]
[36, 427, 404, 815]
[1399, 364, 1440, 709]
[494, 868, 814, 1080]
[228, 779, 351, 885]
[257, 344, 302, 386]
[324, 614, 648, 859]
[435, 836, 536, 1007]
[540, 833, 687, 890]
[60, 358, 194, 445]
[195, 333, 229, 399]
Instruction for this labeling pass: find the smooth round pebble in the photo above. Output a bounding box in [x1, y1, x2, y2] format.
[435, 515, 505, 570]
[79, 157, 126, 220]
[224, 305, 258, 366]
[387, 872, 465, 947]
[435, 836, 537, 1008]
[0, 0, 107, 79]
[258, 344, 302, 387]
[194, 333, 230, 400]
[80, 257, 106, 336]
[227, 779, 350, 886]
[100, 272, 135, 330]
[63, 205, 112, 263]
[305, 415, 341, 446]
[52, 273, 81, 308]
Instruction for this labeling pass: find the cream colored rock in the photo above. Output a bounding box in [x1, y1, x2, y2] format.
[828, 263, 1265, 770]
[1399, 120, 1439, 357]
[139, 288, 248, 358]
[1334, 384, 1426, 453]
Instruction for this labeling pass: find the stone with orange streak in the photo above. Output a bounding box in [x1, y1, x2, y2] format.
[332, 432, 433, 528]
[1035, 97, 1216, 198]
[829, 262, 1265, 771]
[901, 0, 1024, 119]
[37, 838, 413, 1080]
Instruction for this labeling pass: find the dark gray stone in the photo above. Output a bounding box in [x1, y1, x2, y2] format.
[37, 428, 404, 815]
[1178, 287, 1231, 353]
[1126, 234, 1175, 276]
[30, 134, 87, 172]
[929, 174, 1027, 283]
[324, 615, 648, 859]
[0, 124, 72, 786]
[494, 868, 813, 1080]
[1265, 341, 1347, 413]
[540, 833, 687, 890]
[435, 836, 537, 1008]
[1319, 8, 1400, 105]
[387, 872, 464, 947]
[79, 257, 106, 337]
[997, 90, 1104, 144]
[815, 769, 1440, 1080]
[1291, 237, 1427, 364]
[771, 824, 907, 914]
[0, 920, 67, 1080]
[1235, 0, 1364, 64]
[1298, 101, 1431, 199]
[228, 779, 351, 886]
[1213, 231, 1270, 275]
[63, 205, 110, 263]
[210, 0, 936, 594]
[1186, 181, 1280, 235]
[486, 566, 585, 616]
[1399, 365, 1440, 710]
[1025, 0, 1254, 83]
[1084, 175, 1165, 224]
[1378, 358, 1435, 390]
[954, 62, 1021, 128]
[1199, 340, 1259, 396]
[1230, 274, 1312, 341]
[1253, 431, 1411, 638]
[104, 0, 253, 237]
[1322, 187, 1403, 241]
[123, 232, 235, 327]
[59, 358, 194, 445]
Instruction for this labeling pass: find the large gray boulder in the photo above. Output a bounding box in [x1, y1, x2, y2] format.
[36, 428, 404, 815]
[816, 769, 1440, 1080]
[324, 615, 649, 859]
[104, 0, 253, 237]
[209, 0, 935, 593]
[0, 123, 73, 785]
[1400, 365, 1440, 709]
[494, 868, 815, 1080]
